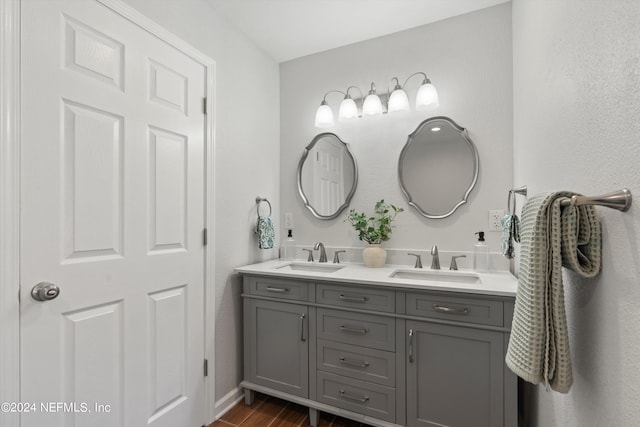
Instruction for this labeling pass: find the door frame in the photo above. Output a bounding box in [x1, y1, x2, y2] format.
[0, 1, 21, 426]
[0, 0, 217, 425]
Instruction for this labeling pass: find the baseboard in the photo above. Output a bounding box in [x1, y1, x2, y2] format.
[214, 386, 244, 419]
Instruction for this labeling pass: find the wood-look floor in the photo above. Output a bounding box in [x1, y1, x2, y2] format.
[209, 393, 372, 427]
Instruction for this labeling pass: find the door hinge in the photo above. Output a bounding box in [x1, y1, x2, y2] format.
[203, 97, 207, 115]
[204, 359, 209, 377]
[203, 228, 208, 246]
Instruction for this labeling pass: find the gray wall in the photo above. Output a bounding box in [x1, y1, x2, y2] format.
[279, 4, 513, 261]
[122, 0, 280, 405]
[513, 0, 640, 425]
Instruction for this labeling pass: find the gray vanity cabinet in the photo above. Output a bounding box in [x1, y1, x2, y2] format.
[406, 321, 504, 427]
[240, 274, 516, 427]
[244, 298, 309, 398]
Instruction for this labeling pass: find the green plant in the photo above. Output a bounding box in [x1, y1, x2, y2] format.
[346, 199, 404, 245]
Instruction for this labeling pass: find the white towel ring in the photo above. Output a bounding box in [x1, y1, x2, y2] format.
[255, 196, 272, 217]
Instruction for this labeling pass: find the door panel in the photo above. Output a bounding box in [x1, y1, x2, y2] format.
[148, 126, 188, 253]
[62, 301, 124, 426]
[63, 14, 125, 90]
[20, 1, 207, 426]
[406, 321, 504, 427]
[62, 100, 124, 261]
[149, 59, 188, 113]
[148, 286, 188, 421]
[246, 299, 309, 398]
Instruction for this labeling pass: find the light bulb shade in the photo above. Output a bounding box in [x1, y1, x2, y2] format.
[416, 83, 439, 110]
[314, 103, 334, 128]
[338, 97, 358, 121]
[388, 88, 410, 113]
[362, 93, 383, 116]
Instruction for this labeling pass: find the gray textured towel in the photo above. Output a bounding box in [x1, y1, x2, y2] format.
[505, 192, 601, 393]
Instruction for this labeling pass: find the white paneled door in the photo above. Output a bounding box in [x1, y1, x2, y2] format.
[20, 1, 207, 426]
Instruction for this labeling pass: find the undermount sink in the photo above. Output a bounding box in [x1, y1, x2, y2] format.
[276, 262, 345, 273]
[390, 269, 482, 284]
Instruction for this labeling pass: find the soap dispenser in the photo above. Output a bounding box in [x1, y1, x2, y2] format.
[473, 231, 489, 272]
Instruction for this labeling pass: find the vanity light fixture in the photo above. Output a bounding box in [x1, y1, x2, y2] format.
[314, 72, 439, 128]
[390, 72, 440, 113]
[362, 82, 384, 116]
[314, 90, 343, 128]
[412, 72, 439, 111]
[338, 86, 363, 122]
[388, 77, 410, 113]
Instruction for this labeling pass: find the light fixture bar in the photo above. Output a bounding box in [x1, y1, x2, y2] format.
[314, 72, 439, 128]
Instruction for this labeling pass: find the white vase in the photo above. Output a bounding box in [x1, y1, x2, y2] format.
[362, 244, 387, 268]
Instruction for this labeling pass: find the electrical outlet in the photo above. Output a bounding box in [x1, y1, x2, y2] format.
[284, 212, 294, 229]
[488, 210, 504, 232]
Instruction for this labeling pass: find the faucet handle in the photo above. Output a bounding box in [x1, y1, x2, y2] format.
[408, 253, 423, 269]
[302, 248, 314, 262]
[449, 255, 467, 271]
[333, 250, 346, 264]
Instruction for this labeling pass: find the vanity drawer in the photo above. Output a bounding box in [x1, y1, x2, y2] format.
[406, 292, 503, 327]
[316, 283, 395, 313]
[317, 339, 395, 387]
[317, 371, 395, 423]
[245, 277, 308, 301]
[317, 308, 395, 351]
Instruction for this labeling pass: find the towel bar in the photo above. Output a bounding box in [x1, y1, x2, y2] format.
[560, 188, 632, 212]
[255, 196, 272, 216]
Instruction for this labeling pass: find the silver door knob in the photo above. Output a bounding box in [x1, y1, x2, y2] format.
[31, 281, 60, 301]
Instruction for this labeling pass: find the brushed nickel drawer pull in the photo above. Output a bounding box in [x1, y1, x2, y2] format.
[339, 325, 369, 334]
[266, 286, 290, 293]
[339, 390, 369, 403]
[408, 329, 414, 363]
[432, 304, 470, 315]
[339, 357, 370, 368]
[339, 294, 369, 303]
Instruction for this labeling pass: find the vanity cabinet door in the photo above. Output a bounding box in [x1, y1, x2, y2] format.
[244, 299, 309, 398]
[406, 320, 504, 427]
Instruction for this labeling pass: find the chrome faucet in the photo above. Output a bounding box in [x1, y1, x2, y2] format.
[314, 242, 327, 263]
[430, 246, 440, 270]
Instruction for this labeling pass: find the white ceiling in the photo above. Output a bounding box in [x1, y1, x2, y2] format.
[207, 0, 510, 63]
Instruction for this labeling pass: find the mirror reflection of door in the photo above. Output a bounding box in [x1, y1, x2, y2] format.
[298, 133, 358, 220]
[312, 137, 344, 216]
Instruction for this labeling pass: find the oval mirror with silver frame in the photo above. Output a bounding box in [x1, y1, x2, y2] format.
[398, 116, 479, 219]
[298, 133, 358, 220]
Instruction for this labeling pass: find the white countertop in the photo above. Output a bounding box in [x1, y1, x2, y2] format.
[235, 259, 518, 298]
